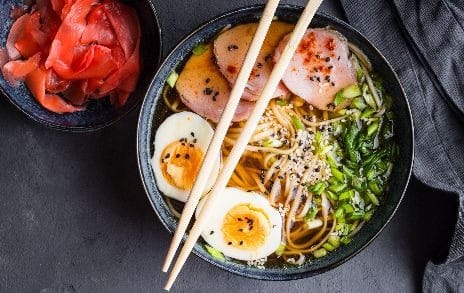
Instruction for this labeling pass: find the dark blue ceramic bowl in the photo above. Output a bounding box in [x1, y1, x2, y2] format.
[137, 5, 414, 280]
[0, 0, 161, 131]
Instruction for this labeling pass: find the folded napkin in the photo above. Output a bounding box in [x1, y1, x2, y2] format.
[339, 0, 464, 291]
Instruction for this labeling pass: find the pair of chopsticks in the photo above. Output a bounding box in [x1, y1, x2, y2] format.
[162, 0, 323, 290]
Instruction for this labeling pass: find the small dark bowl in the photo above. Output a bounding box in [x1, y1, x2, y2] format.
[0, 0, 161, 131]
[137, 5, 414, 280]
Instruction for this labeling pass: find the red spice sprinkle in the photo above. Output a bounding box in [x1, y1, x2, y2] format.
[227, 65, 237, 74]
[326, 38, 335, 51]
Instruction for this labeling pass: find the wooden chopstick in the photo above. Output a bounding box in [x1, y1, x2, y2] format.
[162, 0, 281, 273]
[164, 0, 323, 290]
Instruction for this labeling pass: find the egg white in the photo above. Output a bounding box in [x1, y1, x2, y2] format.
[152, 111, 220, 202]
[196, 187, 282, 261]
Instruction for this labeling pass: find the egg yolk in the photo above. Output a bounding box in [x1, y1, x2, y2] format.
[222, 204, 271, 250]
[160, 140, 203, 190]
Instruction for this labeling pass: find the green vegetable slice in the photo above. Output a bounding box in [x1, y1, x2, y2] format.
[166, 70, 179, 88]
[205, 245, 225, 262]
[192, 43, 208, 56]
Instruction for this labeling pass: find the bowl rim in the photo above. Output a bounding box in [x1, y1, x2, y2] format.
[137, 4, 414, 280]
[0, 0, 163, 132]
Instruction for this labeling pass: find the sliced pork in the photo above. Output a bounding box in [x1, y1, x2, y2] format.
[176, 43, 254, 123]
[274, 28, 357, 110]
[214, 22, 293, 101]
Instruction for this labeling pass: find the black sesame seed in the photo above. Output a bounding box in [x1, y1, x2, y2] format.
[209, 231, 214, 235]
[328, 65, 333, 69]
[314, 167, 321, 172]
[191, 132, 195, 137]
[212, 91, 219, 101]
[331, 82, 335, 86]
[287, 155, 291, 160]
[205, 78, 211, 83]
[164, 153, 171, 159]
[239, 228, 243, 232]
[316, 77, 321, 82]
[181, 143, 186, 146]
[238, 218, 243, 221]
[275, 166, 280, 170]
[240, 241, 243, 245]
[175, 154, 180, 158]
[304, 166, 309, 170]
[227, 44, 239, 51]
[265, 54, 272, 61]
[250, 225, 253, 230]
[338, 56, 341, 60]
[203, 87, 213, 95]
[315, 54, 320, 59]
[325, 57, 331, 62]
[193, 138, 198, 143]
[257, 62, 263, 68]
[228, 242, 232, 245]
[325, 75, 330, 81]
[185, 154, 190, 159]
[309, 76, 314, 81]
[278, 175, 283, 179]
[189, 144, 194, 147]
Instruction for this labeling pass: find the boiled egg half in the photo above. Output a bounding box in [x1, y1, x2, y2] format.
[152, 111, 221, 202]
[196, 188, 282, 261]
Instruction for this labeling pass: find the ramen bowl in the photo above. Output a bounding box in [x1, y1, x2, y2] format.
[137, 4, 413, 280]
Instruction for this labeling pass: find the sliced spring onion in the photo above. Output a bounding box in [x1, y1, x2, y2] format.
[205, 245, 225, 262]
[351, 97, 367, 110]
[331, 167, 345, 183]
[304, 205, 318, 222]
[334, 91, 345, 106]
[367, 121, 380, 137]
[336, 223, 351, 235]
[329, 183, 347, 194]
[275, 243, 286, 256]
[322, 243, 336, 252]
[343, 84, 362, 99]
[326, 153, 338, 168]
[166, 70, 179, 88]
[291, 115, 304, 131]
[338, 189, 354, 201]
[308, 182, 326, 195]
[313, 248, 328, 258]
[349, 211, 365, 221]
[360, 108, 375, 119]
[363, 210, 374, 221]
[328, 235, 341, 248]
[326, 190, 338, 201]
[368, 180, 382, 195]
[341, 203, 355, 213]
[334, 207, 344, 219]
[276, 99, 287, 106]
[192, 43, 208, 55]
[340, 236, 352, 245]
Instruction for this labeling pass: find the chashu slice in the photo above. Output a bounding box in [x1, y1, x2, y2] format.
[214, 21, 293, 101]
[274, 28, 357, 110]
[176, 43, 254, 123]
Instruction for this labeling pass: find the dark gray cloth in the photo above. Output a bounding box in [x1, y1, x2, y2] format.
[339, 0, 464, 291]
